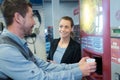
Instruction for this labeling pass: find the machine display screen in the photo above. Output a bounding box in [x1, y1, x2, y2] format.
[80, 0, 103, 54]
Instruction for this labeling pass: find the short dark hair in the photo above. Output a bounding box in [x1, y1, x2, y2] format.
[1, 0, 32, 26]
[60, 16, 74, 27]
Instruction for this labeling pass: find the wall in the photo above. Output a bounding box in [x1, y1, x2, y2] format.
[110, 0, 120, 28]
[29, 6, 46, 61]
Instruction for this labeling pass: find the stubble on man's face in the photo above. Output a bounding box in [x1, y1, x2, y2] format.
[23, 8, 35, 36]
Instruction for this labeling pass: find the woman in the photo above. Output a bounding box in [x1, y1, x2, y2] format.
[47, 16, 81, 64]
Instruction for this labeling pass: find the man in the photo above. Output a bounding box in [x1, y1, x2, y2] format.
[0, 0, 96, 80]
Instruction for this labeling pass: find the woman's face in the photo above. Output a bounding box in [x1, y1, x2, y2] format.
[58, 19, 72, 38]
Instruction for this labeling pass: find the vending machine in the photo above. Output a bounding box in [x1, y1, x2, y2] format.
[110, 0, 120, 80]
[79, 0, 111, 80]
[111, 36, 120, 80]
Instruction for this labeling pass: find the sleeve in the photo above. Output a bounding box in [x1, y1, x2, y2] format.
[0, 45, 82, 80]
[35, 55, 79, 71]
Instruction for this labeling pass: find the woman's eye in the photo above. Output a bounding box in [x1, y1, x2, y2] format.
[65, 26, 68, 28]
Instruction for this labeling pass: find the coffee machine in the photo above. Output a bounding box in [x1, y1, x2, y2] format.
[79, 0, 111, 80]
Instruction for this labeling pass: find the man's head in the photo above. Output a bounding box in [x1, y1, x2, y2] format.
[1, 0, 35, 38]
[1, 0, 32, 27]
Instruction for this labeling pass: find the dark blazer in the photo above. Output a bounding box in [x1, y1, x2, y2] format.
[47, 38, 81, 64]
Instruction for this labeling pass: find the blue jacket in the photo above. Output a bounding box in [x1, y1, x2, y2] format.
[0, 29, 82, 80]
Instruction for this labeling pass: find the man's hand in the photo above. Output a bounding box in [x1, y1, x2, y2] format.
[78, 57, 96, 76]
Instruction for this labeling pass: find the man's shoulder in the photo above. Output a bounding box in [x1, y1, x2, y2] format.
[0, 35, 14, 45]
[0, 44, 21, 60]
[0, 36, 22, 57]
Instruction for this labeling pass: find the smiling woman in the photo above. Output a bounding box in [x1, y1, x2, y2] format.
[47, 16, 81, 64]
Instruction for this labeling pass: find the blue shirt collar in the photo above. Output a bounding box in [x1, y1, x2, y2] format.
[1, 28, 27, 46]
